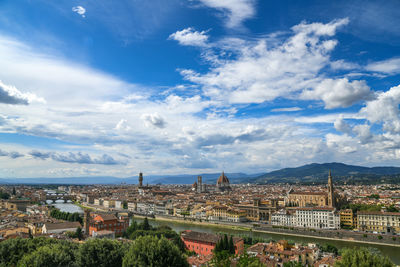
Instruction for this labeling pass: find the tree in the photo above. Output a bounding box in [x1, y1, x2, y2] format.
[17, 243, 77, 267]
[0, 237, 74, 267]
[211, 250, 231, 267]
[142, 217, 151, 231]
[237, 253, 264, 267]
[229, 236, 235, 254]
[334, 247, 394, 267]
[122, 235, 188, 267]
[223, 234, 229, 251]
[12, 187, 16, 195]
[76, 238, 125, 267]
[123, 201, 128, 209]
[0, 191, 10, 199]
[75, 227, 83, 241]
[283, 262, 303, 267]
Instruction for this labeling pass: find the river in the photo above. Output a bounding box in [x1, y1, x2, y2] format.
[133, 217, 400, 264]
[46, 200, 83, 214]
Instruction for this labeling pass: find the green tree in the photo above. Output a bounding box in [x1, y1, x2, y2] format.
[283, 261, 303, 267]
[75, 227, 83, 241]
[334, 247, 394, 267]
[237, 253, 264, 267]
[122, 235, 188, 267]
[229, 236, 235, 254]
[211, 250, 231, 267]
[17, 243, 77, 267]
[223, 234, 229, 251]
[12, 187, 16, 195]
[0, 238, 74, 267]
[0, 191, 10, 199]
[123, 201, 128, 209]
[142, 217, 151, 231]
[76, 238, 125, 267]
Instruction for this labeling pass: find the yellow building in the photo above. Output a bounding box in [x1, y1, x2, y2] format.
[340, 209, 356, 228]
[212, 206, 247, 222]
[286, 191, 328, 207]
[357, 211, 400, 234]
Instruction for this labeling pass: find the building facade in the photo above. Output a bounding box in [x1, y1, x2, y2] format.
[357, 211, 400, 234]
[181, 230, 244, 256]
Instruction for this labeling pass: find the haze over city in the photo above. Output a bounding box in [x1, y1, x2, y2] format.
[1, 0, 400, 178]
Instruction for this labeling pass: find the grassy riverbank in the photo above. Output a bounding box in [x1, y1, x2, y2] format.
[147, 215, 252, 232]
[134, 215, 400, 249]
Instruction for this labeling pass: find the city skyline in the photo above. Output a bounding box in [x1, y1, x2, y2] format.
[1, 0, 400, 178]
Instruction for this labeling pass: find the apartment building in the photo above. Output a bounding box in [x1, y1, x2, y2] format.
[357, 211, 400, 234]
[296, 207, 340, 229]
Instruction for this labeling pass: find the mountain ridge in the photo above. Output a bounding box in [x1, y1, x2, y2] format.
[2, 162, 400, 185]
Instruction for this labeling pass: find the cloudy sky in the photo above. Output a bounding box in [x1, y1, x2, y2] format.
[1, 0, 400, 178]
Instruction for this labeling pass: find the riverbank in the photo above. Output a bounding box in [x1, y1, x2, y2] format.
[253, 228, 400, 248]
[135, 214, 400, 248]
[135, 214, 252, 232]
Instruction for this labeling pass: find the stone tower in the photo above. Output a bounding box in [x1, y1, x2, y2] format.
[197, 176, 202, 193]
[84, 209, 90, 236]
[327, 170, 335, 207]
[138, 172, 143, 187]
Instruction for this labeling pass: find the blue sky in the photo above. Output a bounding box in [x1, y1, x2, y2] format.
[1, 0, 400, 178]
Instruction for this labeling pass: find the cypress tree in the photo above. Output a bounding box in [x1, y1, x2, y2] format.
[229, 236, 235, 254]
[223, 234, 229, 251]
[142, 217, 150, 230]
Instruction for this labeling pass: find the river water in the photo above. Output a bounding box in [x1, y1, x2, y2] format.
[133, 217, 400, 264]
[46, 200, 83, 214]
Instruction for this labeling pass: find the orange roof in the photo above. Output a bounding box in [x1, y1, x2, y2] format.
[217, 171, 230, 184]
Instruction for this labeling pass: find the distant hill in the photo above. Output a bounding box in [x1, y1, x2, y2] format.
[0, 172, 261, 185]
[251, 162, 400, 184]
[2, 162, 400, 185]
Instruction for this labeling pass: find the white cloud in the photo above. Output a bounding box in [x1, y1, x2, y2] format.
[72, 6, 86, 18]
[180, 19, 350, 105]
[169, 28, 209, 47]
[0, 80, 45, 105]
[360, 84, 400, 134]
[115, 119, 131, 131]
[141, 113, 166, 128]
[270, 107, 303, 112]
[334, 117, 352, 134]
[195, 0, 256, 28]
[365, 57, 400, 75]
[301, 78, 373, 109]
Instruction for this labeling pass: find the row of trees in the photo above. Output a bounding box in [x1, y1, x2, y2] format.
[0, 236, 188, 267]
[0, 191, 9, 200]
[124, 218, 185, 252]
[50, 208, 83, 224]
[214, 234, 235, 254]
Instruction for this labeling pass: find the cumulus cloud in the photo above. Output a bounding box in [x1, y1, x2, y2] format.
[334, 117, 352, 134]
[194, 0, 255, 28]
[360, 84, 400, 133]
[0, 149, 24, 159]
[29, 150, 122, 165]
[301, 78, 373, 109]
[180, 19, 350, 105]
[141, 113, 166, 128]
[169, 28, 209, 47]
[0, 81, 45, 105]
[72, 6, 86, 18]
[365, 57, 400, 75]
[115, 119, 131, 131]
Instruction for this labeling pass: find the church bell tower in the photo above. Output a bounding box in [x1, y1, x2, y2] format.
[327, 170, 335, 207]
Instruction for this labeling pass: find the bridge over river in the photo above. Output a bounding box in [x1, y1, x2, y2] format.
[45, 193, 76, 203]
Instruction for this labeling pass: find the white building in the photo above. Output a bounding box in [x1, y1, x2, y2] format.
[295, 207, 340, 229]
[271, 209, 296, 227]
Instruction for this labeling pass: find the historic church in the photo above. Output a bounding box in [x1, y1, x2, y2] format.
[285, 171, 336, 208]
